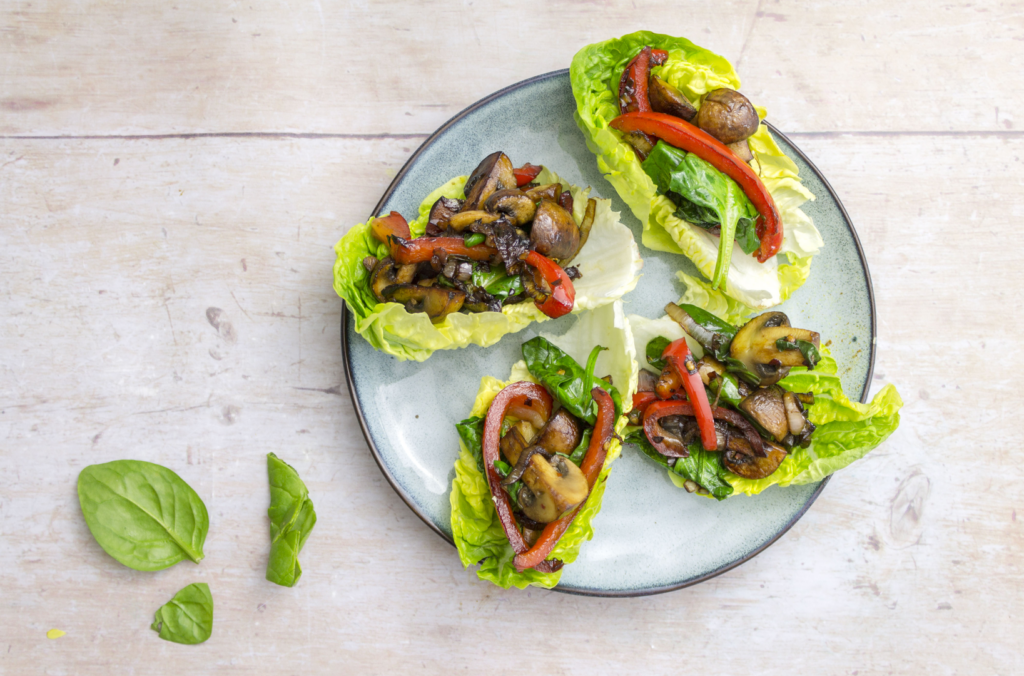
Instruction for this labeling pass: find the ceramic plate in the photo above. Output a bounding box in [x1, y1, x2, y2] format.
[342, 70, 875, 596]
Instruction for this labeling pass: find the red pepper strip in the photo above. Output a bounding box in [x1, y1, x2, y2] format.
[482, 382, 554, 557]
[643, 400, 766, 458]
[391, 236, 497, 265]
[514, 387, 615, 572]
[651, 48, 669, 66]
[370, 211, 411, 244]
[632, 391, 659, 416]
[521, 250, 575, 318]
[513, 163, 543, 187]
[609, 112, 783, 262]
[619, 46, 653, 114]
[662, 339, 717, 451]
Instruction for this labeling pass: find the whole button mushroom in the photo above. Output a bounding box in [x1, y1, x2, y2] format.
[696, 88, 760, 145]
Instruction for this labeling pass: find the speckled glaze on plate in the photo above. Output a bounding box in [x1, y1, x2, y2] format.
[341, 70, 875, 596]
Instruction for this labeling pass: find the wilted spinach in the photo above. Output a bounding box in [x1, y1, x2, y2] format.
[266, 453, 317, 588]
[456, 415, 486, 471]
[624, 430, 733, 500]
[151, 582, 213, 645]
[645, 336, 672, 371]
[776, 338, 821, 368]
[520, 338, 622, 424]
[77, 460, 209, 571]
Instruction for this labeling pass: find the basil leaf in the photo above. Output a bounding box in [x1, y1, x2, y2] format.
[776, 338, 821, 368]
[521, 337, 622, 424]
[77, 460, 208, 571]
[455, 415, 486, 471]
[266, 453, 316, 588]
[151, 582, 213, 645]
[646, 336, 672, 371]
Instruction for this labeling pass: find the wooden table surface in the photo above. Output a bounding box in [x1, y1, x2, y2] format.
[2, 2, 1021, 674]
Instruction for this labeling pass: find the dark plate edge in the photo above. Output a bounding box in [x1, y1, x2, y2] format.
[339, 69, 878, 598]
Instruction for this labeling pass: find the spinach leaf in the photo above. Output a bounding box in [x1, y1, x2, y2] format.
[734, 216, 760, 256]
[646, 336, 672, 371]
[672, 444, 734, 500]
[77, 460, 208, 571]
[151, 582, 213, 645]
[266, 453, 317, 588]
[455, 416, 486, 471]
[776, 338, 821, 368]
[624, 431, 733, 500]
[492, 459, 521, 511]
[472, 267, 523, 303]
[520, 337, 622, 424]
[643, 142, 760, 288]
[568, 427, 593, 466]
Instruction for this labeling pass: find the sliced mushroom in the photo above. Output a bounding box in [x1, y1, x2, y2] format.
[448, 209, 501, 232]
[500, 421, 535, 466]
[649, 75, 697, 121]
[485, 189, 536, 226]
[524, 183, 561, 202]
[462, 152, 516, 211]
[722, 438, 787, 480]
[560, 198, 596, 267]
[426, 196, 464, 236]
[529, 199, 580, 262]
[738, 385, 789, 441]
[518, 453, 589, 523]
[382, 284, 465, 323]
[622, 130, 656, 161]
[696, 88, 760, 145]
[531, 409, 582, 456]
[730, 312, 821, 386]
[638, 368, 659, 392]
[369, 257, 417, 303]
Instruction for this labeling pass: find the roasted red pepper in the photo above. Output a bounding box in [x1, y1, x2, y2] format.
[619, 46, 654, 114]
[514, 387, 615, 572]
[370, 211, 411, 244]
[609, 111, 783, 262]
[482, 382, 553, 558]
[643, 399, 766, 458]
[521, 250, 575, 318]
[662, 339, 717, 451]
[631, 391, 659, 416]
[391, 236, 497, 265]
[651, 48, 669, 66]
[513, 163, 543, 187]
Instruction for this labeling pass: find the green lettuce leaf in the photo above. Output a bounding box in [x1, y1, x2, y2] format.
[333, 168, 642, 361]
[570, 31, 822, 309]
[625, 310, 903, 497]
[449, 301, 636, 588]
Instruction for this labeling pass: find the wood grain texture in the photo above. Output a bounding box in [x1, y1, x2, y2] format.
[1, 1, 1022, 674]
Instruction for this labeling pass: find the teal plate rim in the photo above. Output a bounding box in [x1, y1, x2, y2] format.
[340, 69, 876, 597]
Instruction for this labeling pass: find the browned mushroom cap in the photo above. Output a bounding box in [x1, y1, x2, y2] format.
[649, 75, 697, 121]
[560, 198, 596, 267]
[523, 183, 561, 202]
[529, 199, 580, 262]
[499, 421, 533, 466]
[730, 312, 821, 386]
[382, 284, 465, 323]
[447, 210, 501, 232]
[426, 196, 464, 236]
[370, 257, 417, 303]
[531, 409, 582, 456]
[739, 385, 788, 441]
[484, 189, 536, 226]
[462, 152, 516, 211]
[696, 88, 760, 145]
[722, 438, 787, 479]
[518, 454, 589, 523]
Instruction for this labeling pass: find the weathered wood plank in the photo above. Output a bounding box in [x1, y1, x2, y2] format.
[0, 133, 1020, 673]
[3, 1, 1021, 136]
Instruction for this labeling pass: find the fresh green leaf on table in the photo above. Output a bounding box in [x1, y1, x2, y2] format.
[266, 453, 317, 587]
[77, 460, 209, 571]
[151, 582, 213, 645]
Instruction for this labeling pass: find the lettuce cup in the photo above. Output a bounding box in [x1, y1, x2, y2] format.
[334, 153, 642, 361]
[450, 301, 637, 588]
[571, 31, 823, 312]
